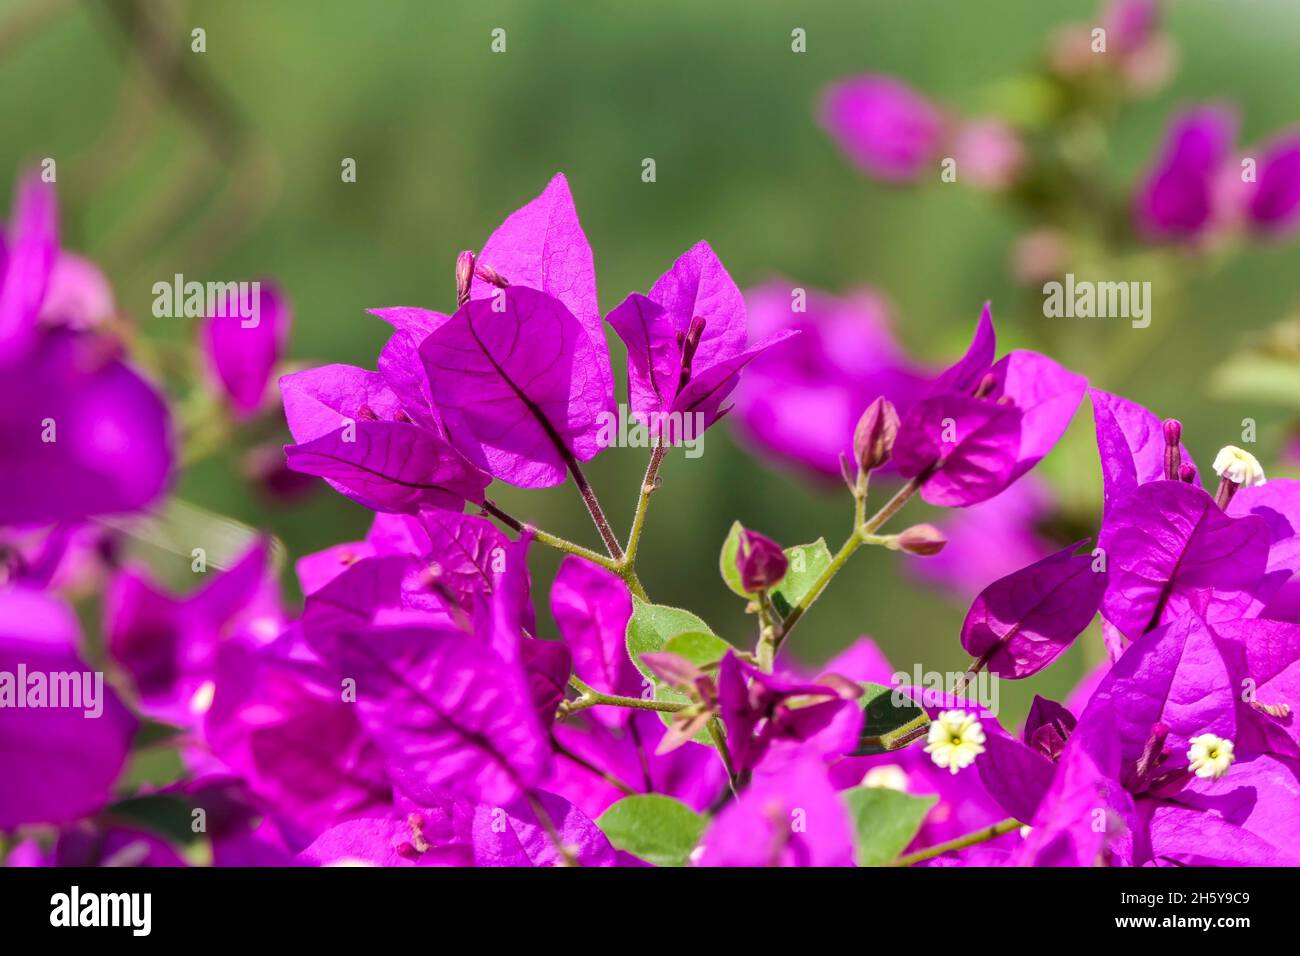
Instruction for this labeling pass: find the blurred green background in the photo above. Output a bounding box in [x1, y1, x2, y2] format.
[5, 0, 1300, 725]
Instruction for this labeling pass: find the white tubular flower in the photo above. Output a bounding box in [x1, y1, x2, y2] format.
[1212, 446, 1266, 487]
[924, 710, 985, 775]
[1187, 733, 1235, 780]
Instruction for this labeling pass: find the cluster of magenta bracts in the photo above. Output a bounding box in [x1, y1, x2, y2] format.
[3, 157, 1297, 867]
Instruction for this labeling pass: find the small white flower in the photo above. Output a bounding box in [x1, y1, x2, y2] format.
[1187, 733, 1235, 780]
[862, 764, 909, 791]
[1212, 446, 1266, 487]
[924, 709, 985, 775]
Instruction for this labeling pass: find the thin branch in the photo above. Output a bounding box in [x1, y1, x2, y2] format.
[623, 442, 666, 568]
[566, 456, 624, 561]
[891, 817, 1023, 867]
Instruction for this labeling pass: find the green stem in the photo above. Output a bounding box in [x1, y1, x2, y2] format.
[892, 817, 1023, 867]
[853, 472, 869, 529]
[755, 590, 778, 670]
[483, 504, 649, 600]
[707, 717, 739, 794]
[622, 443, 666, 569]
[857, 713, 931, 753]
[560, 677, 685, 716]
[532, 527, 623, 571]
[774, 476, 924, 653]
[482, 501, 622, 569]
[862, 474, 924, 535]
[773, 532, 861, 647]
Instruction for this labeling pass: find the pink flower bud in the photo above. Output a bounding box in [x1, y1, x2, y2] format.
[455, 251, 476, 306]
[896, 523, 947, 556]
[853, 396, 900, 474]
[735, 528, 789, 592]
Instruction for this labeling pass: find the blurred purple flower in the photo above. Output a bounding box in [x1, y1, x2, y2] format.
[1243, 131, 1300, 235]
[732, 282, 931, 478]
[106, 539, 278, 727]
[0, 172, 172, 528]
[1103, 0, 1160, 55]
[202, 282, 291, 419]
[910, 477, 1056, 601]
[951, 119, 1025, 191]
[9, 825, 186, 868]
[1135, 106, 1237, 240]
[0, 587, 135, 829]
[819, 75, 946, 182]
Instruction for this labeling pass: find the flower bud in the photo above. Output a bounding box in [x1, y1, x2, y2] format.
[455, 251, 476, 306]
[1162, 418, 1182, 480]
[474, 262, 510, 289]
[895, 523, 947, 556]
[734, 528, 788, 592]
[853, 397, 899, 474]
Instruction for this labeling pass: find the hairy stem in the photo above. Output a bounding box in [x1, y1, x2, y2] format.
[480, 499, 524, 533]
[953, 645, 997, 695]
[891, 817, 1022, 867]
[755, 591, 778, 670]
[560, 677, 685, 717]
[481, 501, 621, 568]
[622, 443, 666, 569]
[862, 474, 924, 535]
[566, 456, 624, 561]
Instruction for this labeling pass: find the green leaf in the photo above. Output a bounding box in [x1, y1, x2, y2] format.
[661, 630, 732, 670]
[718, 521, 831, 617]
[843, 787, 938, 866]
[718, 521, 751, 597]
[625, 599, 718, 746]
[852, 682, 929, 756]
[625, 597, 714, 683]
[771, 538, 832, 617]
[596, 794, 707, 867]
[107, 794, 202, 847]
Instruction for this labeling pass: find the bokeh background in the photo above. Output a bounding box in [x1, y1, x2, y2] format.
[5, 0, 1300, 726]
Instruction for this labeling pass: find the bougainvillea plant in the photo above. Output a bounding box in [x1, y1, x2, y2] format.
[4, 165, 1296, 869]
